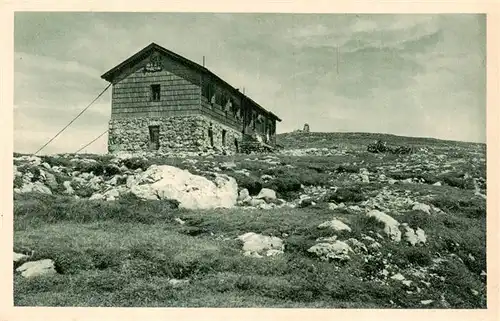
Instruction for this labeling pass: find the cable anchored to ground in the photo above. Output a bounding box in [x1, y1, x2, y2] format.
[75, 129, 109, 154]
[32, 83, 112, 156]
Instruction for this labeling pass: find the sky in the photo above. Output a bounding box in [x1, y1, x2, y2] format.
[13, 12, 486, 154]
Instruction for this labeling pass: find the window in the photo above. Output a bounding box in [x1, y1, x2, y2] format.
[151, 84, 161, 101]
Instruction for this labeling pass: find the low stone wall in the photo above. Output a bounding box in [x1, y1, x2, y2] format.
[108, 115, 242, 154]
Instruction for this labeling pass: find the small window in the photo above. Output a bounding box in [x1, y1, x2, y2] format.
[151, 84, 161, 101]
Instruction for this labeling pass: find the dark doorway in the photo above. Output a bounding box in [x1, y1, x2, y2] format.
[149, 125, 160, 150]
[234, 138, 239, 153]
[208, 126, 214, 147]
[222, 129, 227, 146]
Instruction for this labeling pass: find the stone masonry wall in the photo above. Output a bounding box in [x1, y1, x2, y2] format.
[108, 115, 242, 154]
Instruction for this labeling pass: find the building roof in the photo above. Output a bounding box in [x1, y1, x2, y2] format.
[101, 42, 281, 122]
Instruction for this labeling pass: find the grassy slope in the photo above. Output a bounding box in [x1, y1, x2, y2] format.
[276, 132, 485, 151]
[13, 132, 487, 308]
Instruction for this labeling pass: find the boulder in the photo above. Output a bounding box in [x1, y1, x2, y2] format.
[366, 210, 401, 242]
[402, 224, 424, 246]
[390, 273, 406, 281]
[103, 188, 120, 201]
[308, 240, 353, 261]
[415, 227, 427, 244]
[248, 198, 267, 207]
[63, 181, 74, 195]
[89, 193, 105, 200]
[318, 219, 351, 232]
[168, 278, 190, 288]
[174, 217, 186, 225]
[16, 259, 57, 278]
[237, 232, 284, 257]
[18, 181, 52, 195]
[346, 238, 368, 253]
[13, 252, 29, 262]
[328, 203, 339, 210]
[412, 202, 431, 214]
[260, 174, 273, 181]
[44, 172, 58, 189]
[297, 197, 316, 208]
[237, 188, 251, 202]
[255, 188, 277, 201]
[15, 155, 42, 166]
[129, 165, 238, 210]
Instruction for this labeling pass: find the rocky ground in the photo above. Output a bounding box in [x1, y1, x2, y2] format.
[13, 132, 487, 308]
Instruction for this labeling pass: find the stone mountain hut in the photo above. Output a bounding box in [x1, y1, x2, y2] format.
[101, 42, 281, 154]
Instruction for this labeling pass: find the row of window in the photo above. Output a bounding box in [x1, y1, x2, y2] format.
[147, 83, 274, 134]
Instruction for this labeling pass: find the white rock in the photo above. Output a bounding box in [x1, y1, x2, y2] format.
[13, 252, 29, 262]
[433, 182, 442, 186]
[328, 203, 339, 210]
[260, 174, 273, 181]
[168, 279, 189, 287]
[415, 228, 427, 244]
[174, 217, 186, 225]
[44, 172, 58, 189]
[103, 188, 120, 200]
[318, 219, 351, 232]
[390, 273, 406, 281]
[307, 241, 352, 261]
[244, 251, 263, 258]
[18, 181, 52, 195]
[220, 161, 237, 170]
[237, 232, 284, 258]
[346, 238, 368, 252]
[107, 176, 118, 186]
[15, 155, 42, 166]
[412, 202, 431, 214]
[362, 235, 376, 243]
[366, 210, 401, 242]
[421, 300, 434, 305]
[266, 249, 284, 257]
[130, 165, 238, 210]
[258, 203, 274, 210]
[255, 188, 277, 201]
[316, 236, 338, 243]
[89, 193, 104, 200]
[402, 280, 413, 287]
[16, 259, 56, 278]
[249, 198, 267, 207]
[237, 188, 250, 202]
[63, 181, 74, 195]
[402, 225, 427, 246]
